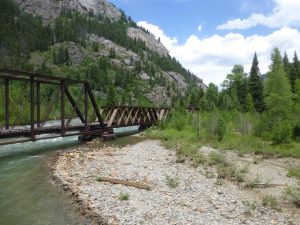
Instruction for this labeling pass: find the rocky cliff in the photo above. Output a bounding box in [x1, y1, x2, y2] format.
[15, 0, 122, 22]
[6, 0, 205, 106]
[127, 27, 169, 57]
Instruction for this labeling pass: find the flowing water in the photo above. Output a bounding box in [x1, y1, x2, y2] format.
[0, 126, 140, 225]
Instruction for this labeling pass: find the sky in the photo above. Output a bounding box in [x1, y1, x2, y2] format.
[109, 0, 300, 85]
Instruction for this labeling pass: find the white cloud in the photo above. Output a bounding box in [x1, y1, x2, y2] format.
[217, 0, 300, 30]
[197, 25, 202, 32]
[137, 21, 300, 85]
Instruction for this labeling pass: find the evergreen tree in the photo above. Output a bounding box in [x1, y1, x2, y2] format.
[289, 65, 297, 93]
[264, 48, 293, 143]
[64, 47, 70, 66]
[249, 53, 265, 112]
[283, 52, 290, 76]
[293, 80, 300, 138]
[106, 85, 117, 106]
[283, 52, 297, 93]
[293, 51, 300, 79]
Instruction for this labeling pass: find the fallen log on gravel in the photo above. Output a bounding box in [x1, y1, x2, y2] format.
[245, 183, 287, 188]
[96, 177, 151, 191]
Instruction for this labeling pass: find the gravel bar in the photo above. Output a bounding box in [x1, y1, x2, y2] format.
[52, 140, 299, 225]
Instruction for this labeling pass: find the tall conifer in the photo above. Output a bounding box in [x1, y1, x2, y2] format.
[293, 51, 300, 79]
[284, 52, 297, 92]
[264, 48, 293, 143]
[249, 53, 265, 112]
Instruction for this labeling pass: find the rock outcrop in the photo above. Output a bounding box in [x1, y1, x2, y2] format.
[127, 27, 169, 57]
[15, 0, 122, 22]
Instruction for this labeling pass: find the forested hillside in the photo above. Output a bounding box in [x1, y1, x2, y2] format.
[0, 0, 205, 115]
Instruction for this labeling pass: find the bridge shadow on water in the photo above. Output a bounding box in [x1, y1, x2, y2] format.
[0, 125, 140, 159]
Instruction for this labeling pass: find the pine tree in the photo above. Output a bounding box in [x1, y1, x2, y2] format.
[249, 53, 265, 112]
[293, 51, 300, 79]
[283, 52, 291, 78]
[283, 52, 297, 92]
[264, 48, 293, 143]
[293, 80, 300, 138]
[289, 65, 297, 93]
[106, 85, 117, 106]
[64, 47, 70, 66]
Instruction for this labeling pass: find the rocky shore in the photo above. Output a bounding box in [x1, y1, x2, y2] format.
[51, 138, 300, 225]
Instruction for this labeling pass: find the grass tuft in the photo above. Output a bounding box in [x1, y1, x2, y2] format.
[287, 167, 300, 181]
[165, 175, 179, 188]
[284, 186, 300, 208]
[119, 193, 129, 201]
[262, 195, 280, 211]
[242, 200, 257, 215]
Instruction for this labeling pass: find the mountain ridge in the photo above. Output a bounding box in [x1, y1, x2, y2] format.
[2, 0, 206, 107]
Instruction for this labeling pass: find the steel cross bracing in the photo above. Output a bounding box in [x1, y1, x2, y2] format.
[0, 69, 190, 145]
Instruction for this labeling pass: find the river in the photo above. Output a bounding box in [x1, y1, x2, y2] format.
[0, 126, 139, 225]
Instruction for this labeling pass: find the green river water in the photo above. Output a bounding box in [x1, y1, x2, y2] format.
[0, 127, 140, 225]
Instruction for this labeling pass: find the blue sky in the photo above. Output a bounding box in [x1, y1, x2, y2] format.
[109, 0, 300, 85]
[110, 0, 274, 41]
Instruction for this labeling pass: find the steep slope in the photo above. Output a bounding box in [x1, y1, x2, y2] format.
[127, 27, 169, 57]
[15, 0, 122, 22]
[1, 0, 205, 107]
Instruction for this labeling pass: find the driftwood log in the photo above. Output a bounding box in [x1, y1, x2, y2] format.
[96, 177, 151, 191]
[245, 183, 287, 188]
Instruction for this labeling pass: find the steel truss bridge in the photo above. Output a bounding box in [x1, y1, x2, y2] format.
[0, 69, 197, 145]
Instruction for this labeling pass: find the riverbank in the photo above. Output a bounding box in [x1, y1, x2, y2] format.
[51, 137, 300, 225]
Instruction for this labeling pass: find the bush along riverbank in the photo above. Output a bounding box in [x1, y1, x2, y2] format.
[145, 108, 300, 211]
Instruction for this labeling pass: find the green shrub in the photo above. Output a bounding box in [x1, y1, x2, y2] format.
[293, 124, 300, 140]
[235, 113, 256, 135]
[207, 112, 227, 141]
[167, 109, 189, 131]
[271, 120, 292, 144]
[254, 114, 272, 139]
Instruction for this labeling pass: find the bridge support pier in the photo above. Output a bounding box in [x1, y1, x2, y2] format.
[78, 128, 116, 142]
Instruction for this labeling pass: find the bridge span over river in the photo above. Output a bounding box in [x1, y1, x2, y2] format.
[0, 69, 197, 145]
